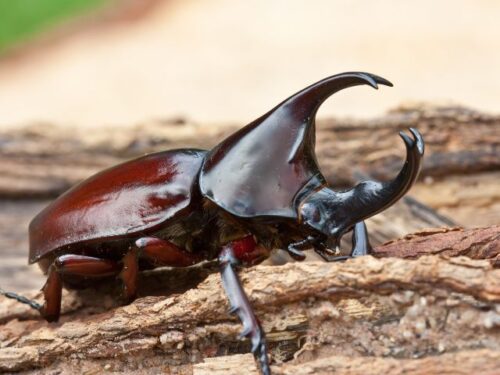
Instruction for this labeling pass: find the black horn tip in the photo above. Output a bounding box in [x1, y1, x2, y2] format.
[339, 72, 393, 89]
[409, 127, 425, 155]
[399, 128, 425, 156]
[371, 74, 394, 88]
[399, 130, 414, 147]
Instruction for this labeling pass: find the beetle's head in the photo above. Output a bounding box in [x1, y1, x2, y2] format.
[298, 187, 354, 249]
[297, 126, 424, 254]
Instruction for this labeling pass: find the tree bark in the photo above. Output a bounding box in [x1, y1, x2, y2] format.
[0, 226, 499, 374]
[372, 225, 500, 266]
[0, 105, 498, 373]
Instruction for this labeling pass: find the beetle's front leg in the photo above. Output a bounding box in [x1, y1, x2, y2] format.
[314, 221, 372, 262]
[287, 236, 317, 260]
[351, 221, 372, 257]
[218, 243, 271, 375]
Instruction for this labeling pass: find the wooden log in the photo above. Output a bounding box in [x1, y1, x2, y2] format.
[195, 349, 500, 375]
[0, 226, 499, 374]
[0, 106, 497, 373]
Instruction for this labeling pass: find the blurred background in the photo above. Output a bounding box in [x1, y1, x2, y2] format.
[0, 1, 498, 292]
[0, 0, 499, 128]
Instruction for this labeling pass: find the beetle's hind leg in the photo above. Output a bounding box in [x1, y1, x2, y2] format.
[218, 242, 271, 375]
[41, 254, 122, 322]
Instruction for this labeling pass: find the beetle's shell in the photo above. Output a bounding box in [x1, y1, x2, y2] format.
[29, 149, 207, 263]
[200, 116, 319, 219]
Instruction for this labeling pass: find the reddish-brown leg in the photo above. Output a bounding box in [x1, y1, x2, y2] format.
[121, 249, 139, 302]
[41, 264, 63, 322]
[41, 254, 122, 322]
[135, 237, 201, 267]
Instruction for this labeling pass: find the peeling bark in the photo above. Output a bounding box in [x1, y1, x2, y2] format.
[373, 225, 500, 265]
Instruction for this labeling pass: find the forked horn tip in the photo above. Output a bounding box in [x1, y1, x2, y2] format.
[399, 128, 425, 155]
[362, 73, 393, 89]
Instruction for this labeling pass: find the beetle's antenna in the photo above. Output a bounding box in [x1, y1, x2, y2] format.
[0, 287, 42, 311]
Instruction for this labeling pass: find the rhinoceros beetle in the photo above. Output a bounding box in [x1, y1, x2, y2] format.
[2, 72, 424, 375]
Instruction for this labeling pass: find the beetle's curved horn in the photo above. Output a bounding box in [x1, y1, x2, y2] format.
[280, 72, 393, 162]
[200, 72, 393, 218]
[332, 128, 424, 233]
[282, 72, 393, 122]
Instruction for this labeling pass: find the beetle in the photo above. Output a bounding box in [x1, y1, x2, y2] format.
[2, 72, 424, 375]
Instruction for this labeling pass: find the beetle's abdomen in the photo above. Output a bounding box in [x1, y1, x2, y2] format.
[29, 149, 207, 263]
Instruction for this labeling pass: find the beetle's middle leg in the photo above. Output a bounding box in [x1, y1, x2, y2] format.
[41, 254, 122, 322]
[134, 237, 201, 267]
[350, 221, 372, 257]
[119, 237, 201, 303]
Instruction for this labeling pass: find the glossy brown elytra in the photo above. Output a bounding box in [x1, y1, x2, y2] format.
[2, 72, 424, 375]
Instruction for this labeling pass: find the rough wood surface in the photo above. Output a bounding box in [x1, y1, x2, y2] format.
[0, 227, 499, 374]
[373, 225, 500, 266]
[0, 105, 498, 373]
[274, 349, 500, 375]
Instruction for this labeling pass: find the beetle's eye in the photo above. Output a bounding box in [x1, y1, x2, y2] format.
[301, 203, 321, 223]
[311, 206, 321, 222]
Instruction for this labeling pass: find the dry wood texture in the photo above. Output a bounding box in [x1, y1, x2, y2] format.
[372, 225, 500, 265]
[0, 105, 498, 373]
[0, 226, 499, 374]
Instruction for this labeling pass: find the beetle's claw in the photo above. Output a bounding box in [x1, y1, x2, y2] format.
[251, 331, 271, 375]
[409, 127, 425, 155]
[238, 324, 271, 374]
[286, 245, 306, 261]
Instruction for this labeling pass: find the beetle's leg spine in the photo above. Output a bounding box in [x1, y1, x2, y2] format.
[0, 287, 42, 311]
[228, 305, 239, 314]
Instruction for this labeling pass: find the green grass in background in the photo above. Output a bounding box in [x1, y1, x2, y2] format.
[0, 0, 109, 53]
